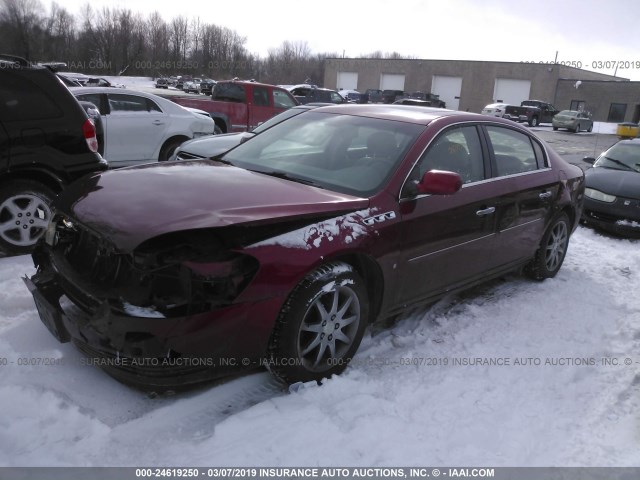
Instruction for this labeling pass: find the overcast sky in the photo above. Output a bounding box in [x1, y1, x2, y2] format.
[56, 0, 640, 80]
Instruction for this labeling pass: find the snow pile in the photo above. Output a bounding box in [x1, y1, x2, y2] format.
[0, 227, 638, 466]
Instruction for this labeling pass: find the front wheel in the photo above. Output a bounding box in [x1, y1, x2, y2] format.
[525, 213, 570, 280]
[268, 262, 369, 384]
[0, 180, 55, 255]
[158, 138, 185, 161]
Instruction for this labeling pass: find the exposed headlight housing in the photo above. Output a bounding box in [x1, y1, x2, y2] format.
[585, 187, 616, 203]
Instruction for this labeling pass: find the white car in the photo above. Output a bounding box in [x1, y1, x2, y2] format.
[71, 87, 215, 167]
[481, 103, 509, 117]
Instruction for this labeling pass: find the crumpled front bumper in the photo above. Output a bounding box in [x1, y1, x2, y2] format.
[23, 257, 286, 389]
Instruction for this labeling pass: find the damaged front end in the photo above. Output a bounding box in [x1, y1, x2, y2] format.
[25, 214, 262, 388]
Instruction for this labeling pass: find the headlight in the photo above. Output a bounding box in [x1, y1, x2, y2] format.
[585, 188, 616, 203]
[192, 131, 212, 138]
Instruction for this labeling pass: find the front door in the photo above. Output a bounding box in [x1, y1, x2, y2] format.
[396, 125, 496, 306]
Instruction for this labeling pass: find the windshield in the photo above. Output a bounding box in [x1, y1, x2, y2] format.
[252, 107, 307, 134]
[595, 143, 640, 172]
[222, 111, 425, 196]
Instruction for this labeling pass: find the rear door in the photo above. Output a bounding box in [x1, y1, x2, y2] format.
[104, 93, 169, 166]
[481, 125, 557, 268]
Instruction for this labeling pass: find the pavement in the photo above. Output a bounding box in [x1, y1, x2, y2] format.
[530, 125, 619, 171]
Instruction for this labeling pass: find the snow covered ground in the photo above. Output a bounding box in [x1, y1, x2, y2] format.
[0, 225, 639, 467]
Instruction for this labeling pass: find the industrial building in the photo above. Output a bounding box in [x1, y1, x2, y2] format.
[323, 58, 640, 123]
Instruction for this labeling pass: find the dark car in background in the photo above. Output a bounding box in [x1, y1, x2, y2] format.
[0, 54, 106, 255]
[200, 79, 216, 95]
[582, 138, 640, 236]
[290, 86, 345, 104]
[410, 92, 446, 108]
[25, 104, 584, 389]
[382, 89, 406, 103]
[361, 89, 383, 103]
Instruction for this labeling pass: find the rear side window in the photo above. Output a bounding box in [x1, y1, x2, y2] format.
[273, 90, 297, 108]
[0, 71, 62, 121]
[212, 83, 246, 103]
[485, 126, 540, 176]
[252, 87, 270, 106]
[108, 94, 161, 113]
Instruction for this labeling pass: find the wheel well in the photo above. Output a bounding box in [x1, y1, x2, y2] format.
[332, 253, 384, 323]
[0, 170, 63, 194]
[561, 205, 576, 228]
[161, 135, 190, 152]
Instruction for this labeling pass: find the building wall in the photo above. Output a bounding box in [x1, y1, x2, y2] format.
[554, 79, 640, 122]
[324, 58, 627, 115]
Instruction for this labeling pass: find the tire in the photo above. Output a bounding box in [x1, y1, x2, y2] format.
[268, 262, 369, 384]
[158, 138, 185, 162]
[213, 125, 223, 135]
[529, 116, 539, 127]
[587, 124, 593, 132]
[553, 126, 558, 131]
[525, 213, 570, 280]
[0, 180, 55, 255]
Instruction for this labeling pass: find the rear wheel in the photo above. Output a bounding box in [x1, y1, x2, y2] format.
[0, 180, 55, 255]
[553, 126, 558, 131]
[529, 116, 539, 127]
[525, 213, 570, 280]
[268, 262, 369, 384]
[587, 124, 593, 132]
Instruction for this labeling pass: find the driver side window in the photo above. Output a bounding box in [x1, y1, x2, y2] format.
[405, 125, 485, 196]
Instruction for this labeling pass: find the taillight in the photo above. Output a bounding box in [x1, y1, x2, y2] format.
[82, 118, 98, 153]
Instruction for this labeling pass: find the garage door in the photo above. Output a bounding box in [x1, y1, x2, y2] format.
[432, 75, 462, 110]
[337, 72, 358, 91]
[380, 74, 405, 91]
[493, 79, 531, 105]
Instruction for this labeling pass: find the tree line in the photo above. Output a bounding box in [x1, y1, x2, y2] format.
[0, 0, 410, 85]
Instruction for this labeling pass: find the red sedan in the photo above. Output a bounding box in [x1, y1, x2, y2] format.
[25, 105, 585, 388]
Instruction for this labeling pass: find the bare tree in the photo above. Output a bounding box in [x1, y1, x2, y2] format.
[0, 0, 44, 59]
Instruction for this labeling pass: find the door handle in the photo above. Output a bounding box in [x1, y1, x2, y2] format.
[539, 191, 552, 200]
[476, 207, 496, 216]
[152, 120, 163, 125]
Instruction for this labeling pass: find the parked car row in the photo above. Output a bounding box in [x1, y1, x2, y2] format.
[155, 76, 217, 94]
[482, 101, 594, 133]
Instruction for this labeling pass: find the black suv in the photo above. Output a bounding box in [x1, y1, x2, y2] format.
[0, 55, 107, 255]
[382, 89, 406, 104]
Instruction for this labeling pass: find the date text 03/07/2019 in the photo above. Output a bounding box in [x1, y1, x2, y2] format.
[134, 467, 496, 478]
[520, 60, 640, 70]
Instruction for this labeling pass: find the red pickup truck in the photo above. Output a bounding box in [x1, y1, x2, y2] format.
[166, 80, 299, 133]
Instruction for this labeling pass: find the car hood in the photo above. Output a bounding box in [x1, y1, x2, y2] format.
[585, 166, 640, 198]
[176, 132, 253, 158]
[58, 160, 369, 252]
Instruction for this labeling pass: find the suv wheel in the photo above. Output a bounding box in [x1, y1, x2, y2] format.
[0, 180, 55, 255]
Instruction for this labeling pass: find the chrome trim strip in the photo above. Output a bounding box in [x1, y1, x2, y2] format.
[498, 218, 543, 233]
[408, 233, 495, 263]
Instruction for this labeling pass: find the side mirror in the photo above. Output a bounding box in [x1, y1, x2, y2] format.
[416, 170, 463, 195]
[583, 157, 596, 164]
